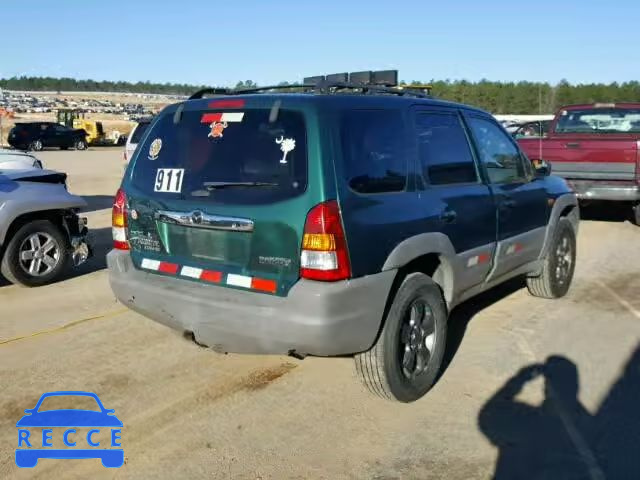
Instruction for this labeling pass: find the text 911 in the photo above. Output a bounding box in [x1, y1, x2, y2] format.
[154, 168, 184, 193]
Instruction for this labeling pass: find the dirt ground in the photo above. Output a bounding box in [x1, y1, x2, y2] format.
[1, 149, 639, 479]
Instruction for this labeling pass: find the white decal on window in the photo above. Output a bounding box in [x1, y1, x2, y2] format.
[275, 136, 296, 164]
[154, 168, 184, 193]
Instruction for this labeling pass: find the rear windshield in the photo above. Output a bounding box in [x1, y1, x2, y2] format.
[131, 108, 307, 205]
[129, 121, 150, 143]
[556, 108, 640, 133]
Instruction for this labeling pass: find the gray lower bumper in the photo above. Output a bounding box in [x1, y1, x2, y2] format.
[107, 250, 395, 356]
[567, 181, 640, 202]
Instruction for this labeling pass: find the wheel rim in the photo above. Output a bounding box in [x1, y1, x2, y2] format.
[399, 299, 437, 380]
[554, 233, 573, 285]
[34, 140, 42, 150]
[18, 232, 60, 277]
[76, 141, 85, 150]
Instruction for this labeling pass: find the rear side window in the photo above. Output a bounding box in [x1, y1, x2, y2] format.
[341, 110, 407, 194]
[130, 122, 150, 143]
[415, 112, 478, 185]
[131, 109, 307, 205]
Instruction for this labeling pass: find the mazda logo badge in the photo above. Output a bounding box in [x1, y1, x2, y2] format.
[191, 211, 204, 225]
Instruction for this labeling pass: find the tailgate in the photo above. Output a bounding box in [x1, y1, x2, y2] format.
[124, 102, 316, 296]
[523, 137, 639, 181]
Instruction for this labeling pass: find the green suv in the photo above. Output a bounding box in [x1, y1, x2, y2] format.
[108, 71, 579, 402]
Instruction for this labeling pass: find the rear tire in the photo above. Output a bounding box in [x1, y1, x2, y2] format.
[355, 273, 448, 402]
[632, 203, 640, 226]
[527, 218, 576, 299]
[0, 220, 69, 287]
[30, 139, 43, 151]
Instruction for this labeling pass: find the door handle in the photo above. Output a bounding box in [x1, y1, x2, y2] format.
[565, 142, 581, 149]
[500, 199, 516, 209]
[440, 209, 457, 224]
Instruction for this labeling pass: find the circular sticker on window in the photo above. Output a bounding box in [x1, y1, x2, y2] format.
[148, 138, 162, 160]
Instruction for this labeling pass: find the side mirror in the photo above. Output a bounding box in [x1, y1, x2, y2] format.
[532, 159, 552, 177]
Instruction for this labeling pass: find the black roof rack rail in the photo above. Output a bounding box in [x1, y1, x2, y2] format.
[232, 84, 314, 94]
[188, 88, 232, 100]
[187, 82, 432, 100]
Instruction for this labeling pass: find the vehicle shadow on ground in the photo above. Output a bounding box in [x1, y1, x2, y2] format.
[478, 344, 640, 479]
[580, 203, 631, 223]
[440, 277, 525, 375]
[81, 195, 115, 213]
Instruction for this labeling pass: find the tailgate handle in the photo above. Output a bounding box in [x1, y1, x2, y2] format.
[154, 210, 254, 232]
[565, 142, 581, 149]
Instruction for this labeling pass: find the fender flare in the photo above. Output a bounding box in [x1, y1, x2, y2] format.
[382, 232, 459, 305]
[539, 193, 579, 260]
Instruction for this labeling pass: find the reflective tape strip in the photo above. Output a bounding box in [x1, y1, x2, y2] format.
[142, 260, 272, 292]
[227, 274, 252, 288]
[158, 262, 179, 274]
[200, 270, 222, 283]
[112, 227, 127, 242]
[180, 266, 202, 278]
[251, 277, 277, 293]
[141, 258, 161, 270]
[506, 244, 523, 255]
[467, 253, 491, 268]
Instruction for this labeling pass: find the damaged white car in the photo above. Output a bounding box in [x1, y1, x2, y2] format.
[0, 169, 91, 286]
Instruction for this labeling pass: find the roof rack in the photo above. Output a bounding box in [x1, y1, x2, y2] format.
[188, 70, 433, 100]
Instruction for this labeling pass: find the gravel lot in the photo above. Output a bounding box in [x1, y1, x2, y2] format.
[1, 149, 639, 479]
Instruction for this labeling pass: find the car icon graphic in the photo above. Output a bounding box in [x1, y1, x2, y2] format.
[15, 391, 123, 468]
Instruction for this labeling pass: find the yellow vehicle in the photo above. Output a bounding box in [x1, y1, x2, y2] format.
[56, 109, 123, 146]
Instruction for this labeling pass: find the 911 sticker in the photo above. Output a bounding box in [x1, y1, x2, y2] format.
[154, 168, 184, 193]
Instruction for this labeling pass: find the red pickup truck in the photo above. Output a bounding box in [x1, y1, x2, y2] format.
[518, 103, 640, 225]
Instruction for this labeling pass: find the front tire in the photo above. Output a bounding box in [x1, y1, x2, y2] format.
[527, 218, 576, 299]
[74, 139, 88, 150]
[0, 220, 69, 287]
[30, 139, 43, 151]
[355, 273, 448, 402]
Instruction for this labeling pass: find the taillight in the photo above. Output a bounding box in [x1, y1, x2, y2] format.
[112, 188, 129, 250]
[300, 200, 351, 281]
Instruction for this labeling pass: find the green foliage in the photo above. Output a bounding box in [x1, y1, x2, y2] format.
[1, 76, 639, 113]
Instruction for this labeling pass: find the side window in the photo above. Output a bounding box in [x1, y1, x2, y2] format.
[53, 124, 68, 133]
[341, 109, 407, 194]
[416, 112, 478, 185]
[467, 117, 528, 184]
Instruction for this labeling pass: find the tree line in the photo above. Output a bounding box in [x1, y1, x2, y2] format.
[1, 76, 639, 114]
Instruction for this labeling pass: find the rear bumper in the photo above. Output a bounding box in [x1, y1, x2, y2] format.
[107, 250, 395, 356]
[567, 180, 640, 202]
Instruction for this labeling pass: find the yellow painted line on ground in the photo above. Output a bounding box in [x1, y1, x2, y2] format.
[0, 308, 128, 346]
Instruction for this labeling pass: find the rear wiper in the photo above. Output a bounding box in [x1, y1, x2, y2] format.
[202, 181, 278, 190]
